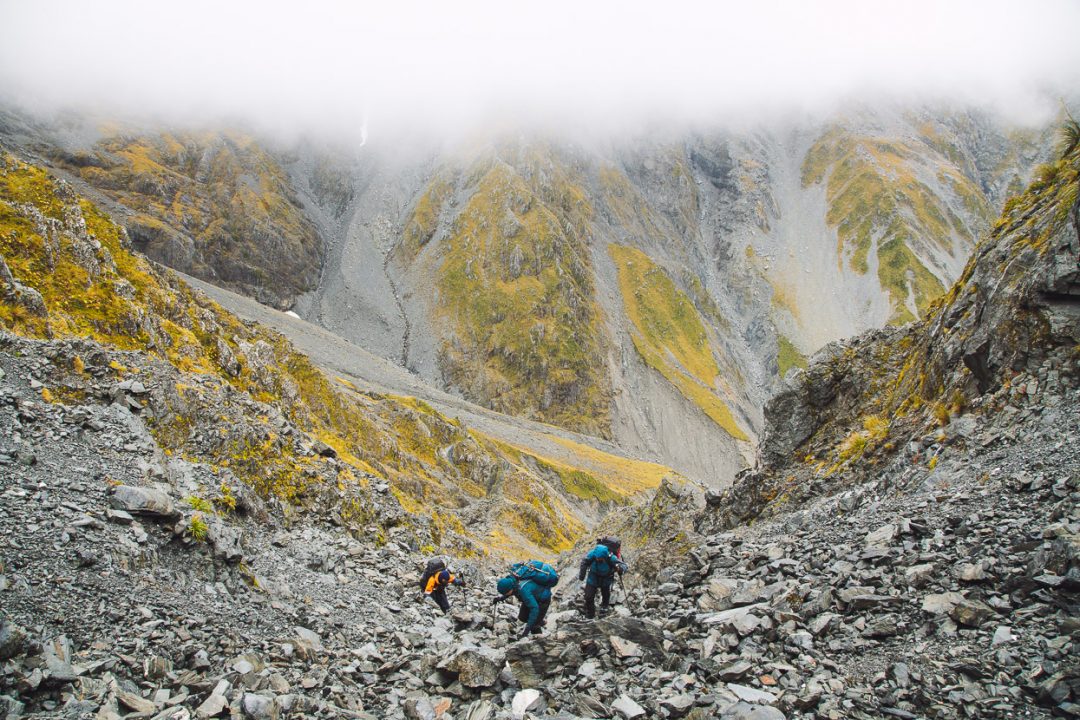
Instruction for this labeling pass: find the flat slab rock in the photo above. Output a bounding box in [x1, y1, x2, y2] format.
[727, 683, 777, 704]
[660, 693, 696, 718]
[510, 689, 543, 719]
[865, 523, 898, 546]
[922, 591, 965, 615]
[608, 635, 642, 658]
[721, 701, 787, 719]
[698, 603, 768, 628]
[109, 485, 176, 518]
[611, 695, 647, 720]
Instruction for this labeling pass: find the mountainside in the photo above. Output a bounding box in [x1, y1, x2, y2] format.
[0, 124, 1076, 720]
[0, 112, 326, 310]
[712, 119, 1079, 529]
[0, 106, 1050, 489]
[298, 108, 1047, 485]
[0, 153, 671, 562]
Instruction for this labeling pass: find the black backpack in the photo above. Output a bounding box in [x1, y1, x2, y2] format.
[599, 536, 622, 557]
[419, 557, 446, 591]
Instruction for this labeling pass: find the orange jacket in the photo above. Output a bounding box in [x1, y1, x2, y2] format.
[425, 572, 456, 594]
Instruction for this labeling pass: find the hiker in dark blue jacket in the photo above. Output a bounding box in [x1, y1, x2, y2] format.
[579, 537, 628, 618]
[493, 576, 552, 638]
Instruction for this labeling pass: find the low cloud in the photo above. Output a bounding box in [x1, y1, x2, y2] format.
[1, 0, 1078, 143]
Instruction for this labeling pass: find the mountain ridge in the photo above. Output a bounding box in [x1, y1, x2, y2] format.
[0, 104, 1051, 488]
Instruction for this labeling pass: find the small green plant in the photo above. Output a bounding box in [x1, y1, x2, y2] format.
[187, 514, 209, 542]
[838, 431, 868, 461]
[185, 495, 214, 513]
[239, 563, 261, 589]
[863, 415, 890, 441]
[932, 402, 951, 427]
[1056, 113, 1079, 160]
[213, 483, 237, 513]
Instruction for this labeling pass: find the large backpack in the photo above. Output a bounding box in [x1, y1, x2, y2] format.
[509, 560, 559, 588]
[419, 556, 447, 591]
[599, 536, 622, 558]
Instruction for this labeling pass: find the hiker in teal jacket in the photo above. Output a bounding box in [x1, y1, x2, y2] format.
[579, 539, 628, 618]
[493, 576, 552, 638]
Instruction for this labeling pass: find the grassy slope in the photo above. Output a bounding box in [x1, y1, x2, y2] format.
[0, 154, 648, 556]
[52, 130, 322, 305]
[608, 243, 748, 441]
[801, 126, 993, 323]
[409, 148, 612, 438]
[777, 334, 808, 377]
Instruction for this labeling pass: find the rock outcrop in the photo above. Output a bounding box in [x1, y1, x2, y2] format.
[716, 131, 1080, 530]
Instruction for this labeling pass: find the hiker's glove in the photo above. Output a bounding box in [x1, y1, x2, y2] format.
[617, 562, 628, 574]
[453, 578, 465, 587]
[491, 595, 508, 606]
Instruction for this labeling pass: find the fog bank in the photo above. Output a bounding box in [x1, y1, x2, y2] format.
[1, 0, 1078, 143]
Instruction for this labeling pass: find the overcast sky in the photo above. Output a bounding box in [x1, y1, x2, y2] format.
[1, 0, 1078, 143]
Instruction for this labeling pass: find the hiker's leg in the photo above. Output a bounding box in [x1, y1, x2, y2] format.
[433, 589, 450, 614]
[599, 581, 612, 608]
[583, 583, 598, 618]
[531, 598, 551, 634]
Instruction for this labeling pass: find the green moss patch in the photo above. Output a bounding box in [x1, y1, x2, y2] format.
[609, 243, 747, 441]
[434, 151, 612, 437]
[801, 127, 985, 322]
[777, 335, 807, 377]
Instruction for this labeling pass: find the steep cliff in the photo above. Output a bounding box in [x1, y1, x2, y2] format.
[710, 120, 1079, 529]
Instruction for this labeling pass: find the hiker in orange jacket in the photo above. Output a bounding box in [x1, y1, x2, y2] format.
[424, 569, 464, 614]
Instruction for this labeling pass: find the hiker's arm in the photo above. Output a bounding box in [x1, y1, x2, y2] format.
[424, 576, 437, 594]
[578, 555, 590, 581]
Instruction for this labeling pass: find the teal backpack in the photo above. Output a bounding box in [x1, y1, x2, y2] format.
[509, 560, 559, 588]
